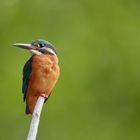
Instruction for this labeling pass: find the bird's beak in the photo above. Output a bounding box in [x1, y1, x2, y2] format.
[13, 43, 56, 56]
[13, 43, 37, 50]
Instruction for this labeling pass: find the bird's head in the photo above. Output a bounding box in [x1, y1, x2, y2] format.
[14, 40, 57, 56]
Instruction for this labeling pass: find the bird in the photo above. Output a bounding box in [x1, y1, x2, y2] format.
[14, 40, 60, 114]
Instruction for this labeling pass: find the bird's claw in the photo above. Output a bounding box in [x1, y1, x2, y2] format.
[40, 93, 48, 99]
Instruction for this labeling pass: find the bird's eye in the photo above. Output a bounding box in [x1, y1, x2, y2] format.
[39, 43, 44, 48]
[32, 43, 40, 47]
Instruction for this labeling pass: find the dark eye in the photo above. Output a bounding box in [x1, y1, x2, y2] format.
[39, 43, 44, 48]
[32, 43, 40, 47]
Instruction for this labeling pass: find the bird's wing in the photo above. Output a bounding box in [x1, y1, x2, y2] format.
[22, 56, 33, 101]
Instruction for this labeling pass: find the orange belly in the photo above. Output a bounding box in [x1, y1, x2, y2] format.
[26, 55, 60, 114]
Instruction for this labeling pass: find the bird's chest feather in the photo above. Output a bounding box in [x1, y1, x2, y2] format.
[28, 55, 59, 94]
[32, 55, 53, 76]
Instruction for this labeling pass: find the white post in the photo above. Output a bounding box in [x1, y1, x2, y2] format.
[27, 96, 45, 140]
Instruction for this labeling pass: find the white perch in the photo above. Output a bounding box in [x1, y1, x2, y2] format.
[27, 96, 45, 140]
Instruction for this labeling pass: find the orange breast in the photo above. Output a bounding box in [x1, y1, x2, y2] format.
[26, 54, 60, 114]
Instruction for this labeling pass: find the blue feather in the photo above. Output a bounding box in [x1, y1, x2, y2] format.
[22, 56, 33, 101]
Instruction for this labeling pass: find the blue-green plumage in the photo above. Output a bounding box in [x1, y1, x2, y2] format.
[22, 56, 33, 101]
[32, 40, 57, 54]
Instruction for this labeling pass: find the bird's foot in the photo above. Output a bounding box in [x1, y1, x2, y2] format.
[40, 93, 48, 99]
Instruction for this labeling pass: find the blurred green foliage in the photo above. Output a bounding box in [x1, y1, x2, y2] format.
[0, 0, 140, 139]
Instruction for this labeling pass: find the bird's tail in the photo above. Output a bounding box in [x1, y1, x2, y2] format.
[25, 104, 31, 115]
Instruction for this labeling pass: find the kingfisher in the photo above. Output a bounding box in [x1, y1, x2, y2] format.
[14, 40, 60, 114]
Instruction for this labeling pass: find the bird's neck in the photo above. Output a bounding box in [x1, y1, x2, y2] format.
[32, 54, 59, 64]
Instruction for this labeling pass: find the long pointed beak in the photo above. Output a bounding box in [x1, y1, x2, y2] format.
[13, 43, 37, 50]
[13, 43, 55, 56]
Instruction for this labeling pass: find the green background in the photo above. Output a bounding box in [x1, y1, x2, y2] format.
[0, 0, 140, 139]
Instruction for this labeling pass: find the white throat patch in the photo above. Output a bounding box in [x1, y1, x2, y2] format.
[29, 49, 42, 55]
